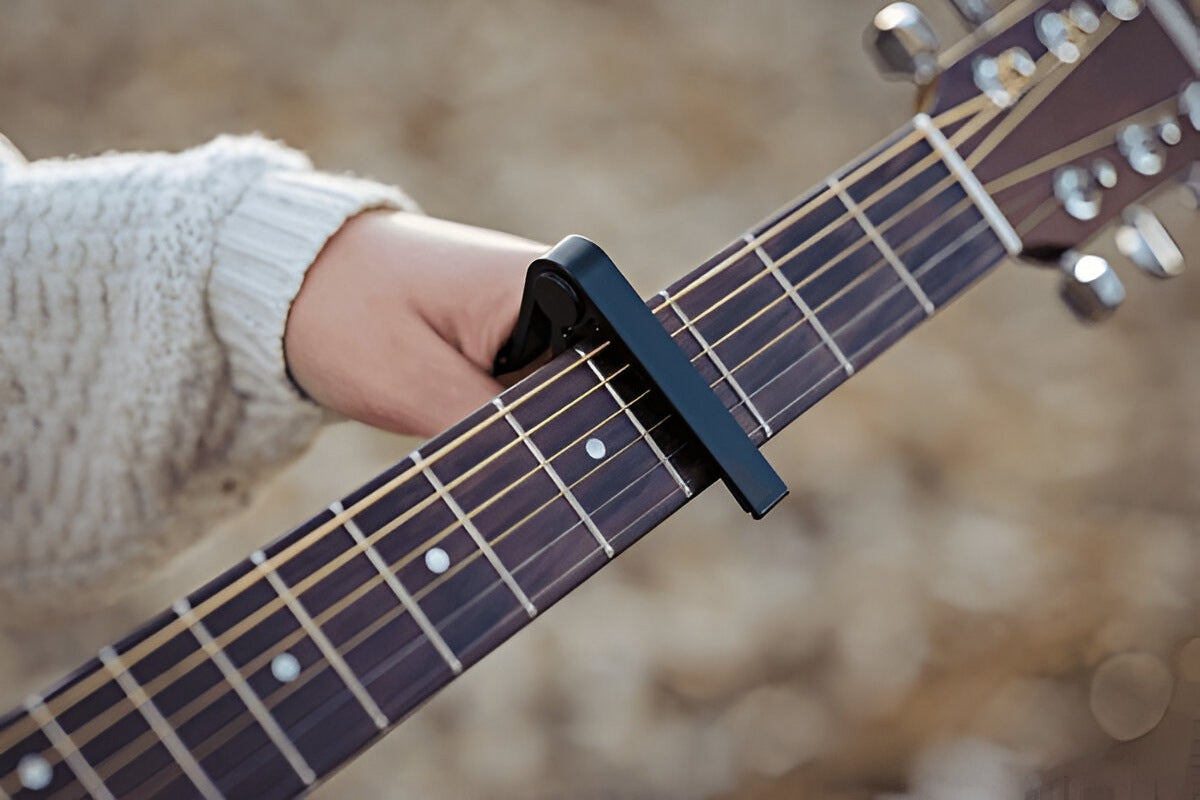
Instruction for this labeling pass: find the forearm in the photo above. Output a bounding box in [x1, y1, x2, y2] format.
[0, 135, 414, 616]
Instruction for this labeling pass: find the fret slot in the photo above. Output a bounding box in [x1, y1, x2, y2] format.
[26, 659, 180, 800]
[819, 249, 925, 369]
[742, 232, 854, 377]
[97, 646, 223, 800]
[23, 695, 115, 800]
[96, 605, 309, 799]
[494, 397, 614, 558]
[330, 500, 463, 674]
[579, 351, 693, 499]
[190, 566, 381, 780]
[174, 598, 317, 789]
[414, 451, 538, 618]
[829, 175, 936, 316]
[251, 550, 390, 731]
[901, 214, 1003, 310]
[342, 443, 529, 665]
[833, 136, 1006, 311]
[260, 505, 462, 727]
[658, 288, 773, 438]
[427, 403, 599, 579]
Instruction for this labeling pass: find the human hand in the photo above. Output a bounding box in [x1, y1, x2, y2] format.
[283, 211, 545, 438]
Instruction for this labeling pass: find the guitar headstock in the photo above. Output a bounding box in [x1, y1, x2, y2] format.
[870, 0, 1199, 319]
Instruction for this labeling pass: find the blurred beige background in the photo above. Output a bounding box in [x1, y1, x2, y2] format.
[3, 1, 1199, 798]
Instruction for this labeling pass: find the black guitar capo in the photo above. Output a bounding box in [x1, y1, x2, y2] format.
[493, 235, 787, 519]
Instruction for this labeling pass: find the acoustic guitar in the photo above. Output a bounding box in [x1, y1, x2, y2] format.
[1, 1, 1196, 796]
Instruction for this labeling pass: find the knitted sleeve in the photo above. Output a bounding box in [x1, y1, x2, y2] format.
[0, 134, 417, 616]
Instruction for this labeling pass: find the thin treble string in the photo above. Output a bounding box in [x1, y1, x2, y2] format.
[753, 215, 997, 434]
[173, 199, 1000, 794]
[694, 169, 968, 360]
[0, 91, 999, 755]
[965, 10, 1121, 174]
[725, 192, 981, 384]
[161, 134, 987, 692]
[116, 408, 681, 800]
[2, 102, 1000, 779]
[676, 101, 1000, 334]
[64, 383, 663, 789]
[646, 92, 995, 316]
[26, 357, 641, 775]
[76, 189, 997, 798]
[983, 96, 1179, 196]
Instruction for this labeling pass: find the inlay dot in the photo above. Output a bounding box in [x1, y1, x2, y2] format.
[18, 753, 52, 791]
[425, 547, 451, 574]
[271, 652, 301, 684]
[585, 437, 607, 460]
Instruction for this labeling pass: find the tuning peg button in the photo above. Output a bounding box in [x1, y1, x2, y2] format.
[867, 3, 941, 85]
[1054, 165, 1102, 221]
[1117, 124, 1166, 176]
[1059, 252, 1125, 322]
[949, 0, 994, 26]
[1116, 205, 1185, 278]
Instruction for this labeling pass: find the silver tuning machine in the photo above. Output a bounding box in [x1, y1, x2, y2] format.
[948, 0, 994, 27]
[1059, 252, 1125, 322]
[1115, 205, 1185, 279]
[867, 3, 941, 86]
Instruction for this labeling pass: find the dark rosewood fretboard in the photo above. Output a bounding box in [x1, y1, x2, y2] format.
[0, 110, 1009, 800]
[8, 1, 1190, 790]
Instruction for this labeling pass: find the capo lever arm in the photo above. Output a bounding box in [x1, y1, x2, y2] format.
[494, 236, 787, 518]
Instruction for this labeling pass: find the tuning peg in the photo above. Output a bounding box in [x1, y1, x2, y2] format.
[948, 0, 994, 26]
[867, 3, 941, 86]
[1059, 252, 1125, 322]
[1115, 205, 1184, 278]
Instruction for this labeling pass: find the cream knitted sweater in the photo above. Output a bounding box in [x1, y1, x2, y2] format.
[0, 134, 414, 617]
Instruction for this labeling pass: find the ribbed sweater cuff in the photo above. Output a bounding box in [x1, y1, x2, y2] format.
[209, 170, 419, 410]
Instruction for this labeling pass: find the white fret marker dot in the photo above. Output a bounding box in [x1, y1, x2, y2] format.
[18, 753, 52, 790]
[585, 437, 606, 460]
[271, 652, 301, 684]
[425, 547, 451, 574]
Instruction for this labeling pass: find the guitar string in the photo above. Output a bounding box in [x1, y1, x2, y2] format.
[0, 92, 1001, 765]
[47, 176, 975, 794]
[61, 184, 999, 798]
[98, 10, 1137, 786]
[141, 197, 1003, 797]
[7, 21, 1123, 774]
[11, 10, 1113, 762]
[117, 53, 1156, 786]
[965, 12, 1121, 172]
[124, 410, 686, 800]
[11, 106, 1041, 800]
[684, 14, 1131, 376]
[55, 387, 663, 791]
[44, 158, 990, 787]
[4, 0, 1121, 755]
[2, 31, 1152, 800]
[983, 96, 1180, 195]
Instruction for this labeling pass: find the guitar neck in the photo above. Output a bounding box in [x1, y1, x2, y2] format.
[0, 109, 1012, 799]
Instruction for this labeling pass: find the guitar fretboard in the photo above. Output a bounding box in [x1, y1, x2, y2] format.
[0, 112, 1012, 799]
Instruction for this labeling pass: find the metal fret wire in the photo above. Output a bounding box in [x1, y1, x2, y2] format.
[5, 0, 1079, 756]
[0, 92, 1001, 780]
[122, 399, 678, 800]
[9, 103, 1008, 794]
[68, 176, 1004, 797]
[184, 200, 1005, 797]
[9, 5, 1112, 783]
